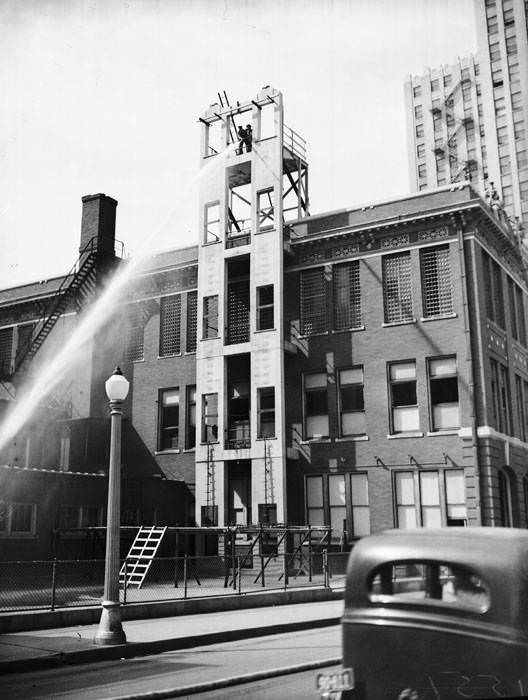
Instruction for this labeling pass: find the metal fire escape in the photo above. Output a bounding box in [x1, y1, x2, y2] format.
[0, 237, 103, 408]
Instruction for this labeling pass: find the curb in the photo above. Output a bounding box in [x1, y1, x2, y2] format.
[0, 616, 341, 676]
[107, 657, 342, 699]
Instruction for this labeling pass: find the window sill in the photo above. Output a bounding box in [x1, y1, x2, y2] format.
[335, 435, 369, 442]
[331, 326, 365, 334]
[256, 227, 275, 234]
[254, 328, 276, 333]
[155, 449, 181, 455]
[201, 336, 220, 341]
[200, 441, 220, 446]
[157, 353, 182, 360]
[203, 239, 221, 246]
[382, 319, 417, 328]
[183, 448, 196, 453]
[426, 430, 460, 436]
[387, 431, 424, 439]
[184, 351, 196, 356]
[421, 313, 457, 322]
[256, 436, 277, 441]
[299, 438, 332, 444]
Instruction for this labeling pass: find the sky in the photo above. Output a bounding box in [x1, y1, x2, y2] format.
[1, 0, 478, 289]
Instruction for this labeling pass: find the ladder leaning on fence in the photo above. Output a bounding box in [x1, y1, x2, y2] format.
[119, 526, 167, 589]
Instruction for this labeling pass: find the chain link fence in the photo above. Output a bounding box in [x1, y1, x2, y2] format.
[0, 551, 349, 612]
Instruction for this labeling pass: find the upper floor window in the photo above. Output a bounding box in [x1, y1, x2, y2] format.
[300, 267, 327, 335]
[428, 357, 460, 431]
[204, 202, 220, 244]
[158, 388, 180, 450]
[202, 295, 219, 339]
[186, 385, 196, 449]
[413, 85, 422, 98]
[201, 393, 218, 443]
[482, 251, 505, 328]
[257, 387, 275, 438]
[414, 105, 423, 119]
[430, 78, 440, 92]
[420, 245, 453, 318]
[257, 285, 274, 331]
[382, 252, 413, 324]
[490, 358, 512, 435]
[333, 261, 361, 330]
[257, 188, 275, 231]
[389, 361, 419, 433]
[498, 469, 513, 526]
[338, 367, 366, 437]
[159, 294, 181, 357]
[186, 290, 198, 353]
[304, 373, 328, 440]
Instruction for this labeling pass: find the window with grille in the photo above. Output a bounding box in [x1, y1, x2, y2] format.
[186, 385, 196, 449]
[257, 285, 274, 330]
[333, 261, 361, 330]
[202, 393, 218, 443]
[158, 388, 180, 450]
[382, 252, 413, 324]
[420, 245, 453, 318]
[186, 291, 197, 352]
[202, 295, 218, 339]
[304, 372, 329, 439]
[300, 267, 327, 335]
[159, 294, 181, 357]
[227, 279, 250, 344]
[428, 357, 459, 431]
[338, 367, 366, 436]
[257, 387, 275, 438]
[0, 327, 13, 376]
[124, 307, 144, 362]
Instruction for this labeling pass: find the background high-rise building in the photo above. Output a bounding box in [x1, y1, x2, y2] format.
[405, 0, 528, 231]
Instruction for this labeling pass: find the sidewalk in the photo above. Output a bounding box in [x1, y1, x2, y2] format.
[0, 598, 343, 675]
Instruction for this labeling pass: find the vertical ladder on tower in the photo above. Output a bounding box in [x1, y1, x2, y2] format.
[119, 526, 167, 589]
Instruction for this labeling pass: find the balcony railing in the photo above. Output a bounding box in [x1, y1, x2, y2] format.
[225, 423, 251, 450]
[283, 124, 306, 161]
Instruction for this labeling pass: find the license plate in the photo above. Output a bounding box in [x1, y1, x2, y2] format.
[316, 668, 354, 694]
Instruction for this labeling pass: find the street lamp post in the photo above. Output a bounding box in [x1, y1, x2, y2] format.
[94, 367, 129, 646]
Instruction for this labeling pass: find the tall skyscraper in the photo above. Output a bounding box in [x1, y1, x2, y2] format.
[405, 0, 528, 231]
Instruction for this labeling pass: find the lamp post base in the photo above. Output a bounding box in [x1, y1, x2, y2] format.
[93, 600, 127, 646]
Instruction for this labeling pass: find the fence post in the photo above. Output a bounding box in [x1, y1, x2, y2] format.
[183, 554, 188, 600]
[123, 558, 127, 606]
[259, 523, 265, 588]
[283, 550, 288, 591]
[323, 549, 329, 588]
[308, 526, 313, 583]
[50, 558, 57, 611]
[174, 555, 179, 589]
[237, 556, 242, 595]
[232, 545, 237, 590]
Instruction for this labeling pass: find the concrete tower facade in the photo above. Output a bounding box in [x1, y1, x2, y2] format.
[194, 87, 308, 530]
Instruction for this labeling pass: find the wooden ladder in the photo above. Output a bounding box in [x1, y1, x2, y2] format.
[119, 526, 167, 589]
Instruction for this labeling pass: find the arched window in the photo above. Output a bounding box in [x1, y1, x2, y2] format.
[498, 470, 513, 527]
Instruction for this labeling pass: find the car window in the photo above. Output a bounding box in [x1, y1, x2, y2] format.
[369, 561, 490, 612]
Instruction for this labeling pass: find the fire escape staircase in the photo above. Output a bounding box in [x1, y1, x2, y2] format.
[14, 243, 99, 375]
[119, 526, 167, 589]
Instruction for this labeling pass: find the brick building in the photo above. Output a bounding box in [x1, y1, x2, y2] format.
[2, 88, 528, 559]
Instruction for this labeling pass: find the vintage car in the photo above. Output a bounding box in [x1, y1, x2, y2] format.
[317, 528, 528, 699]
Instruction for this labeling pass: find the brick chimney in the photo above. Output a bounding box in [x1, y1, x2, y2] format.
[79, 193, 117, 258]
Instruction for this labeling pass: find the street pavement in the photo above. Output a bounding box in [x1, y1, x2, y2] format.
[0, 599, 343, 676]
